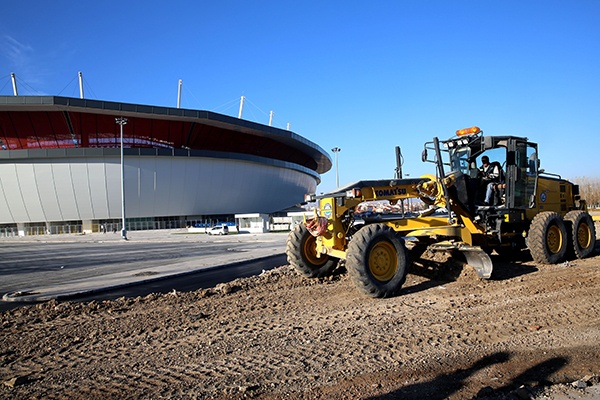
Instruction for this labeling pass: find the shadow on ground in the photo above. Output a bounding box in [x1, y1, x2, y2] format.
[366, 352, 568, 400]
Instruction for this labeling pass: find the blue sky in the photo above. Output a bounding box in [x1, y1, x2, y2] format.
[1, 1, 599, 193]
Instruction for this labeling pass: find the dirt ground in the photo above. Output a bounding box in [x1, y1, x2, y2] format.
[1, 228, 599, 399]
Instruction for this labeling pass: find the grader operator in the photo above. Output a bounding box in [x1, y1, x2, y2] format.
[286, 127, 597, 298]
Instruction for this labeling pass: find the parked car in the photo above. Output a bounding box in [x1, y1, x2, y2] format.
[208, 225, 229, 235]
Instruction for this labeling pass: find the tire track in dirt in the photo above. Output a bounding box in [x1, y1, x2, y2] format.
[1, 252, 599, 399]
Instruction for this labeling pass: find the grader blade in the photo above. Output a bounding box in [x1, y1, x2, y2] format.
[459, 247, 493, 279]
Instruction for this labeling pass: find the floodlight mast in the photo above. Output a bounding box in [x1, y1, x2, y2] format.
[115, 117, 128, 240]
[331, 147, 341, 188]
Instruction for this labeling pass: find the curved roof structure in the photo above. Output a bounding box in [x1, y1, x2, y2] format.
[0, 96, 331, 229]
[0, 96, 331, 174]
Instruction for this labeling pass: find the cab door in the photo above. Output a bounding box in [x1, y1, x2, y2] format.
[510, 140, 538, 209]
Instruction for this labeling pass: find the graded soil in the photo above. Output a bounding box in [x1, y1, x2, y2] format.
[1, 231, 599, 399]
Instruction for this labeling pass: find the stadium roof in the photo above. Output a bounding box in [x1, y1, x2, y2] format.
[0, 96, 332, 174]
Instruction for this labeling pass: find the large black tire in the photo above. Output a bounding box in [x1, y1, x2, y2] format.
[346, 223, 408, 298]
[286, 223, 338, 278]
[564, 210, 597, 259]
[528, 212, 568, 264]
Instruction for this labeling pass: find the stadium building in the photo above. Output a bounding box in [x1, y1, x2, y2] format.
[0, 96, 331, 236]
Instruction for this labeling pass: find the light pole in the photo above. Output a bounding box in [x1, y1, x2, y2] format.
[115, 117, 128, 240]
[331, 147, 341, 188]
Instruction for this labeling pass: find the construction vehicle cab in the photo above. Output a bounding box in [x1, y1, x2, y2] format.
[429, 128, 545, 212]
[423, 129, 539, 247]
[286, 127, 597, 298]
[423, 127, 591, 258]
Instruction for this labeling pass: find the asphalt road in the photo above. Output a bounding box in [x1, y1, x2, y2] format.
[0, 230, 288, 311]
[74, 254, 288, 301]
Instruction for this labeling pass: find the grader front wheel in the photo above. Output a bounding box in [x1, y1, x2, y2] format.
[286, 223, 338, 278]
[346, 223, 408, 298]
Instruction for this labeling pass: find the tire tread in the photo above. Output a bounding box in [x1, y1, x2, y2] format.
[528, 211, 568, 264]
[286, 223, 337, 278]
[346, 224, 408, 298]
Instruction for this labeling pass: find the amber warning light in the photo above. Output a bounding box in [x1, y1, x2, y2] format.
[456, 126, 481, 136]
[346, 188, 362, 198]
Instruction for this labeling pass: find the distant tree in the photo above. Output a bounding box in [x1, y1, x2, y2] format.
[574, 177, 600, 209]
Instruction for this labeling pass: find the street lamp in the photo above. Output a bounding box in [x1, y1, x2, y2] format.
[115, 117, 128, 240]
[331, 147, 341, 188]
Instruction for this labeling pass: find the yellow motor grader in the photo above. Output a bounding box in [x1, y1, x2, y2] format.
[286, 127, 597, 297]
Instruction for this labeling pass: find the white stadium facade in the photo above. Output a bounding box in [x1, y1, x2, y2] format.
[0, 96, 331, 236]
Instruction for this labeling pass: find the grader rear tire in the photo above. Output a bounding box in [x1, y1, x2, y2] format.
[286, 223, 338, 278]
[564, 210, 597, 259]
[528, 211, 568, 264]
[346, 223, 408, 298]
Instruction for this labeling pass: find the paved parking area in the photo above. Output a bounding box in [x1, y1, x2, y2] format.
[0, 230, 287, 302]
